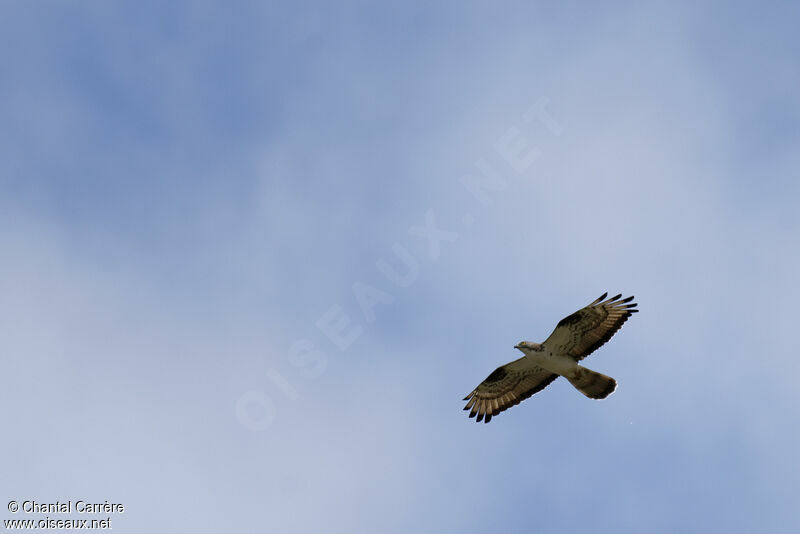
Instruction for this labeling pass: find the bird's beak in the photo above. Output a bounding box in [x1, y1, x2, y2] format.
[514, 344, 521, 350]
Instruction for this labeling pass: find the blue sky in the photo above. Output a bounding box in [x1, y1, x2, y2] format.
[2, 2, 799, 533]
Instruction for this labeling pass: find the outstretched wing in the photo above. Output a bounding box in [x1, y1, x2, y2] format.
[462, 357, 558, 423]
[543, 292, 638, 361]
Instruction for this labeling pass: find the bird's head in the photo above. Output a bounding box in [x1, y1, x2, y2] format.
[514, 341, 543, 352]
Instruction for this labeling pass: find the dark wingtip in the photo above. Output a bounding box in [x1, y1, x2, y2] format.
[463, 394, 471, 401]
[621, 295, 634, 303]
[610, 293, 622, 301]
[484, 414, 492, 423]
[476, 412, 484, 423]
[598, 291, 608, 301]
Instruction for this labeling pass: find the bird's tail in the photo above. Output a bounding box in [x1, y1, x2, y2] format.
[565, 366, 616, 399]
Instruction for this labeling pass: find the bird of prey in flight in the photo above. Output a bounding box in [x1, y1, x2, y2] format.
[463, 293, 638, 423]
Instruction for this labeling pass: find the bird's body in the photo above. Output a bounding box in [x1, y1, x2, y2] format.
[521, 346, 580, 376]
[463, 292, 638, 423]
